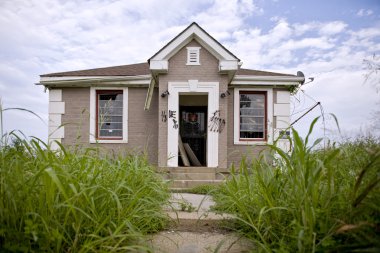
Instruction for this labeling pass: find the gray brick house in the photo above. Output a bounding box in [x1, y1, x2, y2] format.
[39, 22, 304, 171]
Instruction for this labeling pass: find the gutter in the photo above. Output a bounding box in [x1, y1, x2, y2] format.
[37, 75, 151, 88]
[230, 75, 305, 86]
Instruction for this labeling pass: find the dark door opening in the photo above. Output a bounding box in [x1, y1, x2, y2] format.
[179, 106, 208, 166]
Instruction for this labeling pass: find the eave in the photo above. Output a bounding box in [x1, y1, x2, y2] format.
[230, 75, 304, 86]
[38, 75, 151, 88]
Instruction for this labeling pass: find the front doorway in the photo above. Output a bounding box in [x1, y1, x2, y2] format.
[167, 81, 219, 167]
[178, 94, 208, 166]
[179, 105, 207, 166]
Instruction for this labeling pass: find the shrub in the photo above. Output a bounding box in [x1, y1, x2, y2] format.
[213, 118, 380, 252]
[0, 134, 170, 252]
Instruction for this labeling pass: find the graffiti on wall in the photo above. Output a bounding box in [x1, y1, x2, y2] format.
[161, 110, 167, 122]
[209, 110, 225, 133]
[168, 110, 178, 129]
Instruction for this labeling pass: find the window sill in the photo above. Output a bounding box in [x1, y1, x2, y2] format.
[234, 140, 268, 146]
[90, 140, 128, 144]
[186, 63, 201, 65]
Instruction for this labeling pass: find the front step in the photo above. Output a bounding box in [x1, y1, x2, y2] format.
[157, 167, 230, 189]
[169, 179, 224, 189]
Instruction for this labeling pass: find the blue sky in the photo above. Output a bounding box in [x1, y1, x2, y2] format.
[0, 0, 379, 143]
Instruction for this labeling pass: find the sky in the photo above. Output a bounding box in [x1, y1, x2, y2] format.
[0, 0, 379, 144]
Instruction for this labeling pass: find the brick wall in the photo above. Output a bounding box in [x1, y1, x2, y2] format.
[61, 87, 159, 164]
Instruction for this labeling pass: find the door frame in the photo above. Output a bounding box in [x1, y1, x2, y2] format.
[167, 80, 219, 167]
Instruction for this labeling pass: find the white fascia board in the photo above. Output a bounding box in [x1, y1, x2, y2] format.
[232, 75, 304, 83]
[219, 60, 239, 71]
[40, 75, 151, 82]
[150, 24, 237, 62]
[40, 75, 151, 87]
[231, 81, 301, 86]
[149, 60, 169, 72]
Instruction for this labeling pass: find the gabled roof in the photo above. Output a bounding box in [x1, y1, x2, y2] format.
[40, 62, 295, 77]
[148, 22, 240, 73]
[149, 22, 240, 62]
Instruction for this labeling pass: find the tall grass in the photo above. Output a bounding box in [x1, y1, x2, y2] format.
[213, 118, 380, 252]
[0, 133, 170, 252]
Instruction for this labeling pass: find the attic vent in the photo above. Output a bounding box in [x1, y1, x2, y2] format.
[186, 47, 201, 65]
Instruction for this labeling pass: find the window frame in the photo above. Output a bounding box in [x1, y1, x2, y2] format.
[90, 87, 128, 143]
[96, 90, 124, 140]
[238, 90, 267, 142]
[234, 87, 273, 145]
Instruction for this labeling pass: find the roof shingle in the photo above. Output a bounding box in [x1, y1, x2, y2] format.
[40, 63, 150, 77]
[40, 63, 294, 78]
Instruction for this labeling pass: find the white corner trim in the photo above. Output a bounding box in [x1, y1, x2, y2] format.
[49, 102, 65, 114]
[48, 89, 64, 150]
[276, 90, 290, 103]
[49, 89, 62, 101]
[89, 87, 128, 144]
[167, 81, 219, 167]
[274, 104, 290, 116]
[233, 87, 273, 145]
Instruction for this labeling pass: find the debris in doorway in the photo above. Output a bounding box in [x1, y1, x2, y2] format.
[183, 143, 202, 166]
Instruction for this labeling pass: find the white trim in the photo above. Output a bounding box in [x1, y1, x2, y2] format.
[277, 90, 290, 103]
[49, 102, 65, 114]
[167, 81, 219, 167]
[233, 75, 304, 82]
[274, 104, 290, 116]
[49, 89, 62, 101]
[41, 75, 151, 82]
[151, 24, 237, 62]
[149, 23, 239, 72]
[48, 89, 64, 150]
[89, 87, 128, 144]
[234, 87, 273, 145]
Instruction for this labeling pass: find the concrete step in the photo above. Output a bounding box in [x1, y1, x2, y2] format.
[169, 179, 224, 189]
[165, 172, 216, 180]
[157, 167, 231, 173]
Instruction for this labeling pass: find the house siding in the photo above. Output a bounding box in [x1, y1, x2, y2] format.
[158, 39, 229, 168]
[61, 87, 159, 164]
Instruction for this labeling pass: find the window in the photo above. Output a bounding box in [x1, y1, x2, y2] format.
[96, 90, 123, 139]
[234, 88, 273, 145]
[90, 87, 128, 143]
[239, 91, 266, 140]
[186, 47, 201, 65]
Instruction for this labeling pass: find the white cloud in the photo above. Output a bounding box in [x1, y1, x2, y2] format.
[318, 21, 347, 35]
[357, 9, 373, 17]
[0, 0, 379, 142]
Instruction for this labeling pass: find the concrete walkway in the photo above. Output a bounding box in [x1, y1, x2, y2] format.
[148, 193, 254, 253]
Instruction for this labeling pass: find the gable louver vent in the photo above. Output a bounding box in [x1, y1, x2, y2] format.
[186, 47, 201, 65]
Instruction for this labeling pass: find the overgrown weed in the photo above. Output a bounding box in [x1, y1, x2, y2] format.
[213, 118, 380, 252]
[0, 133, 170, 252]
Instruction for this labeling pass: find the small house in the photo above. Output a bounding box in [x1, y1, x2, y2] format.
[39, 22, 304, 179]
